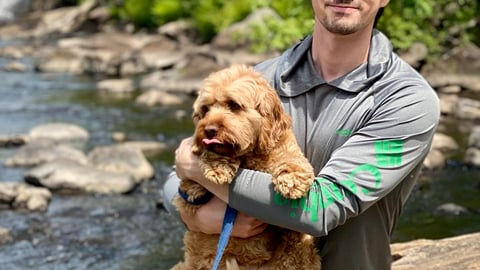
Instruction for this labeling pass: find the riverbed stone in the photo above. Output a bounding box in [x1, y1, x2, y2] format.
[117, 141, 168, 158]
[25, 158, 137, 194]
[423, 149, 445, 170]
[0, 134, 28, 147]
[97, 78, 135, 94]
[434, 203, 470, 216]
[0, 227, 13, 245]
[0, 182, 52, 212]
[134, 90, 184, 107]
[4, 139, 88, 167]
[87, 145, 154, 183]
[430, 133, 459, 156]
[28, 122, 89, 147]
[391, 232, 480, 270]
[456, 98, 480, 120]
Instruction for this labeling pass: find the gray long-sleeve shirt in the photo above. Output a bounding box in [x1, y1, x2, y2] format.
[163, 30, 440, 269]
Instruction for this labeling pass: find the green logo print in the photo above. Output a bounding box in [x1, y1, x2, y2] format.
[273, 139, 404, 223]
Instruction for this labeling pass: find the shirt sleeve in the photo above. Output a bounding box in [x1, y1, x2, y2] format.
[228, 84, 440, 237]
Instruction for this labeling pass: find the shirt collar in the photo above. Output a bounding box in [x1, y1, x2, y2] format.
[276, 30, 393, 97]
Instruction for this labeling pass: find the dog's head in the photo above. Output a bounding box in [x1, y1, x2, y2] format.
[192, 65, 291, 157]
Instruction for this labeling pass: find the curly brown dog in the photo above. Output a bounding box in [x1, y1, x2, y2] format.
[172, 65, 321, 270]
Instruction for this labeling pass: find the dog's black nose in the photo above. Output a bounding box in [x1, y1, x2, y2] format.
[204, 124, 218, 138]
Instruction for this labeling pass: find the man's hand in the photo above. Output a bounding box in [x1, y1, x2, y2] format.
[180, 196, 268, 238]
[175, 136, 202, 182]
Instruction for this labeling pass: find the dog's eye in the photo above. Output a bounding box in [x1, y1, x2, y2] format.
[201, 105, 209, 115]
[227, 101, 241, 111]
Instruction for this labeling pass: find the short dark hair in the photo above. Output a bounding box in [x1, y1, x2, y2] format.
[374, 7, 385, 27]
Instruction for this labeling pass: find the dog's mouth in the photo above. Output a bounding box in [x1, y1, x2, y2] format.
[202, 138, 222, 146]
[202, 138, 236, 155]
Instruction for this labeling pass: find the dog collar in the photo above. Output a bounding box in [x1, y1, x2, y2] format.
[177, 188, 214, 205]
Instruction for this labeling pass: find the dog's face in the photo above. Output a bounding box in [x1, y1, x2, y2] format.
[192, 65, 290, 157]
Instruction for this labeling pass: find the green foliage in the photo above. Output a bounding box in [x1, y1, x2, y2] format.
[102, 0, 479, 56]
[377, 0, 479, 55]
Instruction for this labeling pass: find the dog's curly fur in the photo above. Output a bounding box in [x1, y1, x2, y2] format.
[172, 65, 321, 270]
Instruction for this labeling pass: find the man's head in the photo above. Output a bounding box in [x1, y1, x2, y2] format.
[312, 0, 389, 35]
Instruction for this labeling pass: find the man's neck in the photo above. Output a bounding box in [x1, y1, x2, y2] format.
[311, 24, 373, 82]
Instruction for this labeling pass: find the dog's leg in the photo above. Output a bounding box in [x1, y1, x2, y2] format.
[199, 151, 241, 184]
[272, 162, 314, 199]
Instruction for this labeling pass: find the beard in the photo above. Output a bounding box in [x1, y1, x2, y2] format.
[320, 17, 362, 35]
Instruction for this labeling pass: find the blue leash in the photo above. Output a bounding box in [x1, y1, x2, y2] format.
[178, 187, 238, 270]
[211, 204, 238, 270]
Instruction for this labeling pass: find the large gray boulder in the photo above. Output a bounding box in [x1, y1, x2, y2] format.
[25, 159, 137, 194]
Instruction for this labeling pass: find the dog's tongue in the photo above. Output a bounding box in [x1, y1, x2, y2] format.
[202, 138, 222, 145]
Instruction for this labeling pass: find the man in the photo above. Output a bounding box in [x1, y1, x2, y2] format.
[164, 0, 440, 269]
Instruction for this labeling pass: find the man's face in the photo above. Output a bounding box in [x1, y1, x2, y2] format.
[312, 0, 389, 35]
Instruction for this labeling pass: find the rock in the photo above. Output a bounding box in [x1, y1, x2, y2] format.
[4, 139, 88, 167]
[12, 183, 52, 211]
[0, 227, 13, 245]
[139, 71, 202, 95]
[0, 0, 31, 25]
[426, 73, 480, 92]
[0, 134, 28, 147]
[434, 203, 470, 216]
[25, 159, 136, 194]
[134, 90, 184, 107]
[391, 232, 480, 270]
[438, 94, 458, 115]
[117, 141, 168, 158]
[137, 36, 181, 70]
[467, 126, 480, 148]
[455, 98, 480, 120]
[33, 0, 98, 36]
[28, 122, 89, 147]
[97, 78, 135, 94]
[87, 145, 154, 183]
[431, 133, 459, 155]
[3, 60, 27, 72]
[0, 182, 52, 212]
[423, 149, 445, 170]
[400, 42, 428, 69]
[464, 147, 480, 167]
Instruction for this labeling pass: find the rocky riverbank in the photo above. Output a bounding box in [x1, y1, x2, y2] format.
[0, 0, 479, 269]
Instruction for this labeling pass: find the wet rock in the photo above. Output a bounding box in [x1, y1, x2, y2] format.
[438, 93, 458, 115]
[434, 203, 470, 216]
[456, 98, 480, 120]
[0, 227, 13, 245]
[0, 134, 28, 147]
[117, 141, 168, 158]
[32, 0, 98, 36]
[87, 145, 154, 183]
[431, 133, 459, 156]
[4, 139, 88, 167]
[423, 149, 445, 170]
[97, 78, 135, 94]
[0, 0, 31, 25]
[134, 90, 184, 107]
[25, 158, 136, 194]
[3, 60, 27, 72]
[391, 232, 480, 270]
[399, 42, 428, 70]
[28, 122, 89, 148]
[0, 182, 52, 212]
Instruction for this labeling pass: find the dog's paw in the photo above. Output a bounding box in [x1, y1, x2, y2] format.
[274, 172, 314, 199]
[199, 152, 240, 184]
[203, 165, 237, 184]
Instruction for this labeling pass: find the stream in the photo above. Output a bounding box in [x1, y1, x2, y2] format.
[0, 39, 479, 270]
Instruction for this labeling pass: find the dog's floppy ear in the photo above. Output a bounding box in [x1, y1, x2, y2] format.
[255, 82, 291, 153]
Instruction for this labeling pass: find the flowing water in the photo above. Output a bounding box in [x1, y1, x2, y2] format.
[0, 40, 479, 270]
